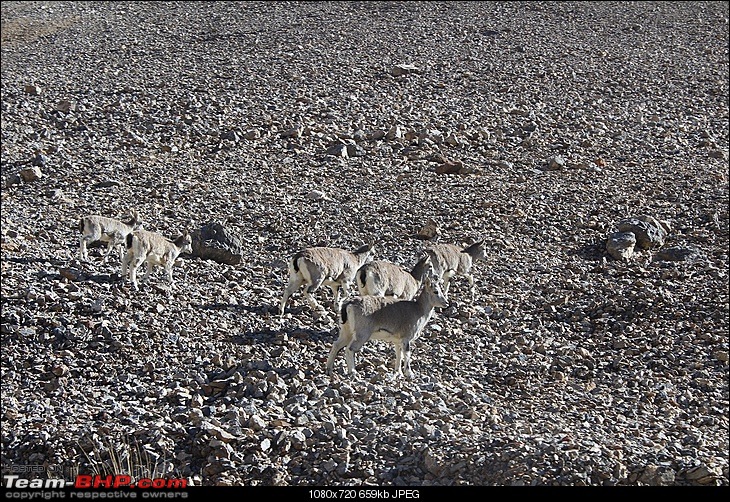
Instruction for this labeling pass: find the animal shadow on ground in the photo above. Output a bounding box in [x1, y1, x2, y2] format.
[231, 326, 337, 345]
[198, 302, 337, 344]
[199, 301, 270, 316]
[570, 239, 607, 262]
[6, 256, 120, 284]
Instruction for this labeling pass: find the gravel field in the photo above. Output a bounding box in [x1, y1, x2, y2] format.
[1, 1, 729, 487]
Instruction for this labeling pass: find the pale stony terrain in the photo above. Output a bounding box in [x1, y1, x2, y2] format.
[1, 1, 728, 487]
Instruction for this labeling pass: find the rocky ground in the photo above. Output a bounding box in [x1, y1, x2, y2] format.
[1, 1, 728, 487]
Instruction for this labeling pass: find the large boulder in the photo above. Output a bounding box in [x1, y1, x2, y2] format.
[617, 215, 670, 250]
[606, 231, 637, 261]
[191, 222, 243, 265]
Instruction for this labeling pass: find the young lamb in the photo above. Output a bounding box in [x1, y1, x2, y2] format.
[121, 229, 192, 290]
[279, 242, 375, 318]
[79, 209, 143, 263]
[356, 254, 432, 300]
[326, 276, 448, 379]
[424, 239, 486, 301]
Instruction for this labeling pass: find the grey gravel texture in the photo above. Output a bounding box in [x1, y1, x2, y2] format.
[1, 1, 729, 487]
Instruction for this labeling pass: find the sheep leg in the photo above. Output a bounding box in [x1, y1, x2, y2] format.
[121, 249, 132, 279]
[339, 280, 352, 303]
[441, 270, 455, 298]
[300, 266, 327, 314]
[279, 273, 304, 317]
[326, 332, 351, 375]
[79, 237, 89, 261]
[164, 263, 175, 288]
[304, 279, 326, 312]
[141, 260, 154, 283]
[330, 280, 353, 310]
[402, 340, 414, 379]
[128, 257, 145, 290]
[117, 243, 126, 265]
[328, 283, 341, 309]
[392, 343, 404, 378]
[103, 233, 126, 264]
[80, 226, 102, 261]
[346, 328, 380, 376]
[344, 347, 358, 376]
[102, 240, 116, 263]
[327, 306, 357, 374]
[303, 287, 326, 314]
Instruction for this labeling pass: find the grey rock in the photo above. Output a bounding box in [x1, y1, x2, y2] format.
[546, 156, 566, 171]
[31, 152, 49, 167]
[243, 129, 261, 140]
[386, 124, 404, 141]
[346, 144, 366, 157]
[1, 0, 727, 489]
[325, 143, 348, 158]
[391, 64, 422, 76]
[617, 215, 668, 249]
[191, 222, 243, 265]
[4, 174, 22, 188]
[19, 166, 43, 182]
[24, 84, 42, 95]
[281, 124, 303, 139]
[606, 232, 637, 261]
[708, 149, 726, 160]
